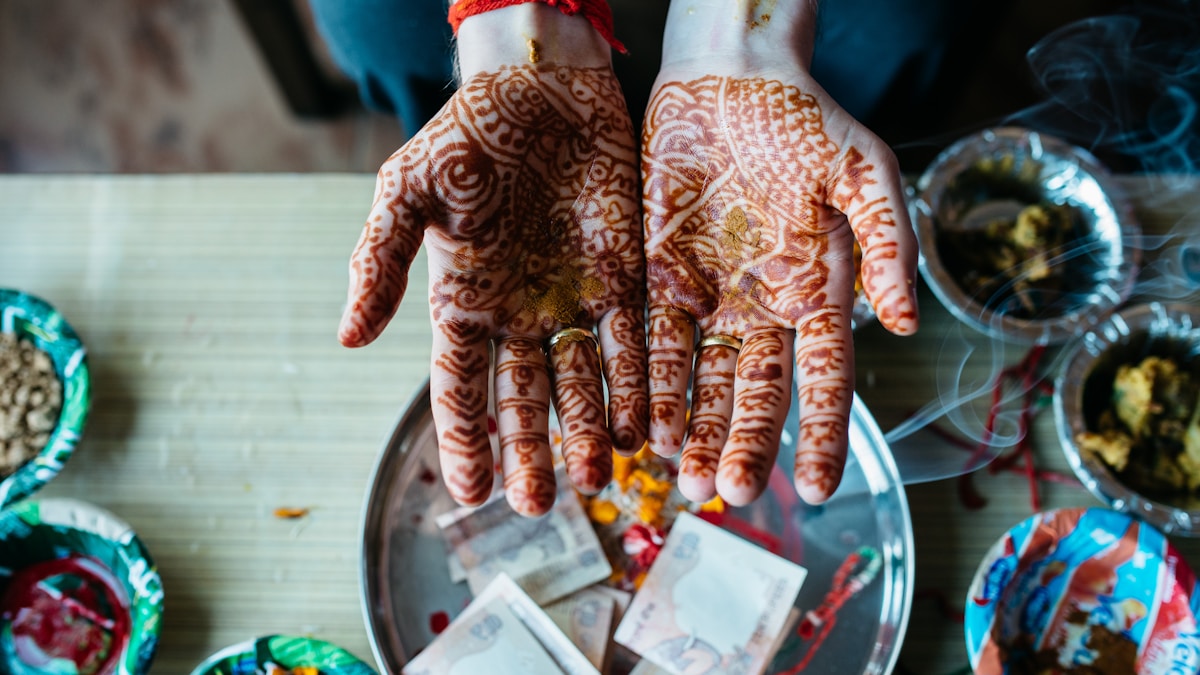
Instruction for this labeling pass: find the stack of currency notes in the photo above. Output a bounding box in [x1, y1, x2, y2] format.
[424, 476, 807, 674]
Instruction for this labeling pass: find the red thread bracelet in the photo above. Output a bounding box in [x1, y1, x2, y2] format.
[449, 0, 627, 54]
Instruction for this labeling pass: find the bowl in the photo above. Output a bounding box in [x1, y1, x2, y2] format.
[965, 507, 1200, 674]
[0, 289, 90, 508]
[190, 635, 378, 675]
[910, 127, 1141, 344]
[0, 498, 164, 675]
[1055, 301, 1200, 535]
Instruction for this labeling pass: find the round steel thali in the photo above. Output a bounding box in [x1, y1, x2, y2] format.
[360, 380, 914, 674]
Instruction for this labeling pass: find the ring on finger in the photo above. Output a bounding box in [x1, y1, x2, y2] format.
[697, 334, 744, 352]
[546, 327, 599, 353]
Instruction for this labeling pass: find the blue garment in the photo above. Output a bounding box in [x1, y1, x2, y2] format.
[307, 0, 455, 138]
[307, 0, 980, 140]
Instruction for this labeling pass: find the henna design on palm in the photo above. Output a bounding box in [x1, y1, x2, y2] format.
[340, 64, 647, 515]
[643, 75, 917, 505]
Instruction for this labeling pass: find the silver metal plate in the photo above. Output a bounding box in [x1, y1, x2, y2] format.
[360, 381, 914, 674]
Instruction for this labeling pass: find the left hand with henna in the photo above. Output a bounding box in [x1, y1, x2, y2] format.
[642, 0, 919, 506]
[337, 1, 648, 517]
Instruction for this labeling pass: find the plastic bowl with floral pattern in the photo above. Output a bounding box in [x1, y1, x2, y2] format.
[910, 127, 1141, 345]
[0, 498, 164, 675]
[190, 635, 379, 675]
[0, 289, 90, 509]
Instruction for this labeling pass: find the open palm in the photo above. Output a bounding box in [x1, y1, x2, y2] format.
[642, 69, 918, 506]
[339, 64, 647, 516]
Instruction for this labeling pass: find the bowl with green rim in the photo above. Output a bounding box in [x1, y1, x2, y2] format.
[190, 635, 378, 675]
[0, 289, 90, 509]
[0, 497, 164, 675]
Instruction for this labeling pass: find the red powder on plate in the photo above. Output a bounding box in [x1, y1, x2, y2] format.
[429, 610, 450, 634]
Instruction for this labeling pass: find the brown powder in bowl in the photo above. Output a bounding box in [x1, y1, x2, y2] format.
[0, 333, 63, 477]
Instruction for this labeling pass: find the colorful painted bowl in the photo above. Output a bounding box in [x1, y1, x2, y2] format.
[910, 127, 1140, 345]
[1055, 301, 1200, 536]
[0, 498, 163, 675]
[0, 289, 90, 509]
[966, 507, 1200, 674]
[190, 635, 378, 675]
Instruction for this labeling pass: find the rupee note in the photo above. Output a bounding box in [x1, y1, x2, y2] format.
[401, 594, 564, 675]
[437, 468, 611, 604]
[471, 573, 602, 675]
[544, 587, 616, 671]
[614, 512, 808, 675]
[629, 660, 673, 675]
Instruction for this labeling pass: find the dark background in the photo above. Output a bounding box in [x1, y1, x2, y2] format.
[0, 0, 1195, 175]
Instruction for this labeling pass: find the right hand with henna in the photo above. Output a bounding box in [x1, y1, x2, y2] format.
[641, 0, 920, 507]
[337, 3, 647, 517]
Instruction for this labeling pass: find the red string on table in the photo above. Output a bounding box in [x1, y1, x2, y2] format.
[945, 344, 1082, 513]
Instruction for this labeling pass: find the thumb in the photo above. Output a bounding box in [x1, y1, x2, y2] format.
[338, 153, 429, 347]
[828, 138, 919, 336]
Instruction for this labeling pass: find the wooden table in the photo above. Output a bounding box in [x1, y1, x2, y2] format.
[1, 174, 1196, 674]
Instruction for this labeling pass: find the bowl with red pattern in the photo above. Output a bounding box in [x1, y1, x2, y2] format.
[0, 498, 163, 675]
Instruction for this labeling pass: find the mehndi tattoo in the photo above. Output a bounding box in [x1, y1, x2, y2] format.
[644, 75, 908, 503]
[343, 64, 645, 514]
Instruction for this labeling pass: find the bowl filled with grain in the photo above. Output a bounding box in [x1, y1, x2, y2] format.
[0, 289, 90, 509]
[1054, 301, 1200, 536]
[910, 127, 1141, 344]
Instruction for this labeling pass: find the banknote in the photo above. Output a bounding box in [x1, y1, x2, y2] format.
[401, 594, 564, 675]
[544, 587, 616, 671]
[629, 660, 673, 675]
[405, 573, 601, 675]
[614, 512, 808, 675]
[437, 468, 611, 604]
[471, 573, 602, 675]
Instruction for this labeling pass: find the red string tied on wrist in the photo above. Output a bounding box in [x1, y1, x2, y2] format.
[449, 0, 627, 54]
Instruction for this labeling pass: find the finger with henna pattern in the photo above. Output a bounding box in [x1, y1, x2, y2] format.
[716, 330, 793, 507]
[494, 336, 556, 517]
[549, 331, 612, 494]
[677, 341, 738, 502]
[791, 304, 855, 504]
[430, 324, 495, 507]
[339, 149, 429, 348]
[829, 142, 920, 337]
[597, 308, 649, 456]
[646, 306, 695, 458]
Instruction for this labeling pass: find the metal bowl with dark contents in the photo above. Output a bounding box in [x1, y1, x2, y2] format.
[359, 380, 914, 675]
[910, 127, 1141, 345]
[1055, 302, 1200, 536]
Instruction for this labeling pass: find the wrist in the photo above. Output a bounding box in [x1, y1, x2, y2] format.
[456, 2, 613, 78]
[659, 0, 818, 74]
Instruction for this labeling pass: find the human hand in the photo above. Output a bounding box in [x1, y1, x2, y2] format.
[643, 0, 919, 506]
[338, 4, 647, 516]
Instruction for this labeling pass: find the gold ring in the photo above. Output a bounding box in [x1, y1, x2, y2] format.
[697, 334, 743, 352]
[546, 327, 598, 352]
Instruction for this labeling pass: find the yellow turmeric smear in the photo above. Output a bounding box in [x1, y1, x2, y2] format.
[719, 206, 760, 253]
[527, 38, 541, 64]
[524, 266, 605, 330]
